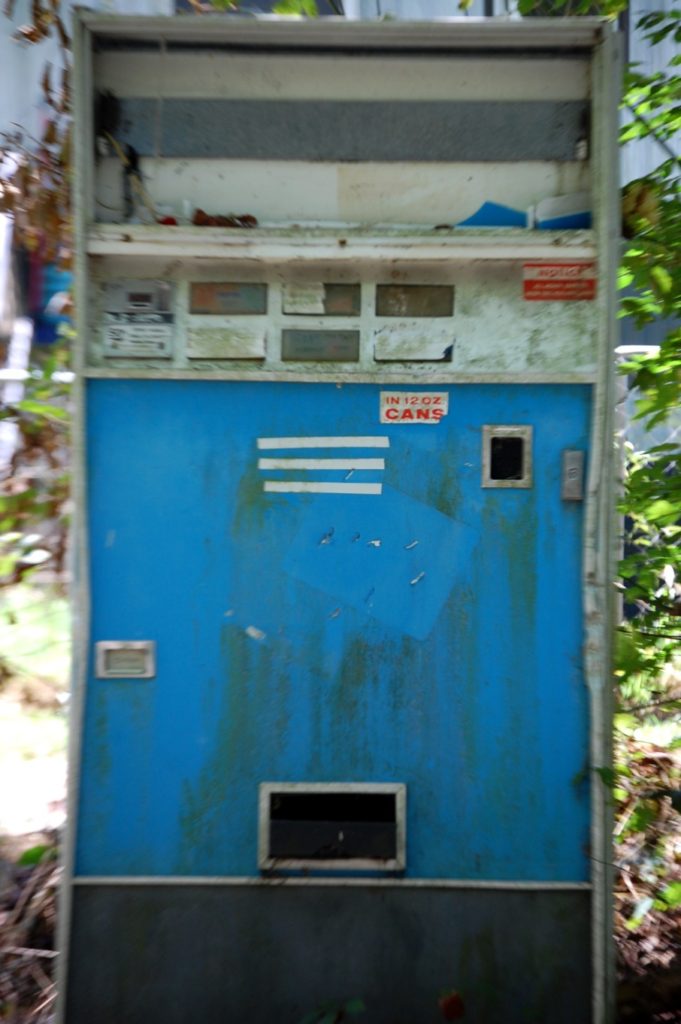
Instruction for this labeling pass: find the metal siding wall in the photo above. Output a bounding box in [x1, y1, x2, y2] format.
[76, 379, 591, 882]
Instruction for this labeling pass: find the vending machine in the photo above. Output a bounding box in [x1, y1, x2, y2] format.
[63, 13, 619, 1023]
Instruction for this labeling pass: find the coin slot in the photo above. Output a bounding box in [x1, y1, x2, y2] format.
[482, 426, 533, 489]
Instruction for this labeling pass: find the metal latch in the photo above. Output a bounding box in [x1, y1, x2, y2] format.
[561, 450, 585, 501]
[95, 640, 156, 679]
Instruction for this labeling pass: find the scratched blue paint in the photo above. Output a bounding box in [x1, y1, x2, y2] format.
[77, 380, 590, 881]
[285, 489, 467, 640]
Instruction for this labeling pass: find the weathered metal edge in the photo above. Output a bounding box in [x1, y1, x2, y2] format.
[71, 876, 593, 890]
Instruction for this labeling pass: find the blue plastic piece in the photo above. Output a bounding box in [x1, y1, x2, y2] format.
[537, 211, 592, 230]
[457, 201, 527, 228]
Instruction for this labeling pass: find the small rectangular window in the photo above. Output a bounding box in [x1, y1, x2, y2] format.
[259, 782, 406, 872]
[189, 283, 267, 315]
[282, 283, 361, 316]
[482, 426, 533, 488]
[282, 329, 360, 362]
[376, 285, 454, 318]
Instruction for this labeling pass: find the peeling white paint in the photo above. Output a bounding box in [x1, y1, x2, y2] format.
[258, 457, 385, 470]
[258, 436, 390, 449]
[245, 625, 266, 641]
[264, 481, 382, 495]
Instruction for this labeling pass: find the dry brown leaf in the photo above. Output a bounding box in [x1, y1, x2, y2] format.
[15, 24, 44, 43]
[54, 14, 69, 50]
[42, 120, 57, 146]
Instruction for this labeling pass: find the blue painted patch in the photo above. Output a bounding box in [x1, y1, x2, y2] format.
[77, 381, 591, 882]
[284, 487, 468, 640]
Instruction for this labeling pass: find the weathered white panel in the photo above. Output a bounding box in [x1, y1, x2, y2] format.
[187, 327, 266, 360]
[95, 159, 590, 226]
[452, 263, 598, 374]
[282, 284, 326, 315]
[373, 325, 454, 361]
[94, 52, 589, 102]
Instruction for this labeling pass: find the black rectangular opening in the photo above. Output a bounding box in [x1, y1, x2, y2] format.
[490, 435, 525, 480]
[268, 791, 397, 862]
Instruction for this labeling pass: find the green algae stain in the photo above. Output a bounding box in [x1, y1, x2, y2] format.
[176, 623, 284, 872]
[232, 467, 270, 535]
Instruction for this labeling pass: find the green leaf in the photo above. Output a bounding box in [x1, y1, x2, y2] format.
[273, 0, 318, 14]
[594, 766, 617, 788]
[618, 267, 634, 289]
[15, 398, 69, 422]
[625, 801, 658, 835]
[17, 843, 55, 866]
[650, 265, 673, 295]
[344, 999, 366, 1016]
[643, 499, 678, 525]
[627, 896, 654, 929]
[656, 880, 681, 909]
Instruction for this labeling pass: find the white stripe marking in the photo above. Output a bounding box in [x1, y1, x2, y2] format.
[257, 436, 390, 450]
[264, 481, 382, 495]
[258, 458, 385, 471]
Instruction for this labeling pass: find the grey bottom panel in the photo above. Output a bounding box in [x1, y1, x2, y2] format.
[66, 885, 591, 1024]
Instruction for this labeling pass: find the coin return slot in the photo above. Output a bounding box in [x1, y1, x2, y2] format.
[95, 640, 156, 679]
[482, 426, 533, 489]
[259, 783, 405, 871]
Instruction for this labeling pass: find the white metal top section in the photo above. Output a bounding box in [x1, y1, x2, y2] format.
[79, 12, 609, 51]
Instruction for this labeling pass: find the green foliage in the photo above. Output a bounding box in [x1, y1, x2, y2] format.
[516, 0, 626, 15]
[17, 843, 57, 867]
[0, 345, 71, 587]
[655, 880, 681, 910]
[273, 0, 319, 14]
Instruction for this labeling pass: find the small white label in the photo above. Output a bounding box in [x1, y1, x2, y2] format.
[282, 284, 326, 315]
[103, 311, 174, 357]
[380, 392, 449, 424]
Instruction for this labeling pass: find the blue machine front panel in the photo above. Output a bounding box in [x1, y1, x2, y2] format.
[77, 380, 591, 880]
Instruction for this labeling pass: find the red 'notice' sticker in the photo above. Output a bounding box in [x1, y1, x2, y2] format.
[523, 262, 597, 301]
